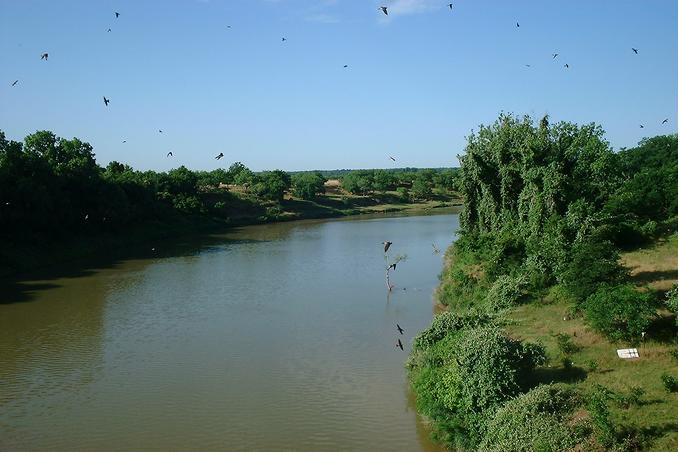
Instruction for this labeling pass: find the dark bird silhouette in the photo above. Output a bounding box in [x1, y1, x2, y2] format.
[552, 53, 559, 59]
[632, 48, 638, 54]
[389, 156, 396, 162]
[282, 37, 286, 42]
[11, 80, 18, 86]
[397, 324, 404, 335]
[215, 152, 224, 160]
[516, 22, 520, 28]
[564, 63, 569, 68]
[662, 118, 669, 124]
[167, 151, 173, 157]
[159, 129, 163, 133]
[107, 28, 111, 32]
[343, 64, 348, 68]
[432, 243, 440, 254]
[388, 263, 397, 271]
[448, 3, 453, 10]
[525, 64, 531, 68]
[103, 96, 110, 106]
[396, 339, 404, 350]
[380, 6, 388, 15]
[382, 241, 392, 253]
[122, 140, 127, 143]
[227, 25, 231, 29]
[640, 124, 644, 128]
[115, 12, 120, 18]
[41, 53, 48, 60]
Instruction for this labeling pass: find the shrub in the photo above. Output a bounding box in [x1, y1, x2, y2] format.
[666, 284, 678, 327]
[411, 311, 493, 351]
[586, 385, 615, 448]
[292, 172, 325, 200]
[480, 384, 588, 452]
[661, 374, 678, 393]
[587, 359, 599, 372]
[555, 332, 580, 355]
[484, 274, 526, 312]
[584, 284, 656, 341]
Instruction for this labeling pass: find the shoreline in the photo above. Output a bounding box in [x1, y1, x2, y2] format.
[1, 198, 462, 281]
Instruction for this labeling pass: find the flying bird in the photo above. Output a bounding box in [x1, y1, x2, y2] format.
[389, 156, 396, 162]
[122, 140, 127, 143]
[167, 151, 173, 157]
[215, 152, 224, 160]
[107, 28, 111, 32]
[11, 80, 18, 86]
[115, 12, 120, 18]
[516, 22, 520, 28]
[380, 6, 388, 15]
[282, 37, 286, 42]
[525, 64, 531, 68]
[158, 129, 163, 133]
[448, 3, 453, 10]
[40, 53, 48, 60]
[226, 25, 231, 29]
[382, 241, 392, 253]
[397, 324, 404, 335]
[432, 243, 440, 254]
[662, 118, 669, 124]
[564, 64, 569, 68]
[343, 64, 348, 68]
[639, 124, 644, 128]
[103, 96, 110, 106]
[388, 263, 397, 271]
[552, 53, 559, 59]
[632, 48, 638, 54]
[396, 339, 404, 351]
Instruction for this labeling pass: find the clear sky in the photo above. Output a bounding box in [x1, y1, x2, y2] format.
[1, 0, 677, 171]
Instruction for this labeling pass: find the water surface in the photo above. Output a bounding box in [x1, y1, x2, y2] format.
[0, 212, 459, 451]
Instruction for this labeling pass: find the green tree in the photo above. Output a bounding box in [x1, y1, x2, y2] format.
[292, 172, 326, 200]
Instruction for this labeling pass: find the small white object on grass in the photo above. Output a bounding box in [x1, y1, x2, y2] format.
[617, 348, 639, 359]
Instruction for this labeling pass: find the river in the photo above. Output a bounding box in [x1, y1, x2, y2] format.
[0, 211, 459, 451]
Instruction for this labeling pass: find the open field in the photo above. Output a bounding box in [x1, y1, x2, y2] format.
[506, 233, 678, 451]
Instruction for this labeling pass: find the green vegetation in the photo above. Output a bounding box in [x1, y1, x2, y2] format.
[0, 129, 461, 276]
[409, 114, 678, 450]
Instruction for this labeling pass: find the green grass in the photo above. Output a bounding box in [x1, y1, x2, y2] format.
[504, 236, 678, 451]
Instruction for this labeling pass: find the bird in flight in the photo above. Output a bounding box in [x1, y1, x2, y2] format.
[107, 28, 111, 32]
[396, 339, 404, 351]
[662, 118, 669, 124]
[639, 125, 644, 128]
[122, 140, 127, 143]
[632, 48, 638, 54]
[380, 6, 388, 15]
[226, 25, 231, 29]
[158, 129, 163, 133]
[525, 64, 531, 68]
[516, 22, 520, 28]
[388, 263, 397, 271]
[382, 241, 392, 253]
[11, 80, 18, 86]
[282, 37, 286, 42]
[41, 53, 48, 60]
[552, 53, 559, 59]
[215, 152, 224, 160]
[448, 3, 453, 10]
[343, 64, 348, 68]
[564, 64, 569, 68]
[432, 243, 440, 254]
[167, 151, 173, 157]
[115, 12, 120, 18]
[103, 96, 110, 106]
[389, 156, 396, 162]
[397, 324, 404, 335]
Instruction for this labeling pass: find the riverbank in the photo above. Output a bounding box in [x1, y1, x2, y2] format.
[0, 192, 461, 279]
[409, 234, 678, 450]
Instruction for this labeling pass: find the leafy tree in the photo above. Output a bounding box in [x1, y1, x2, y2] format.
[373, 169, 396, 192]
[292, 172, 326, 200]
[411, 175, 433, 200]
[252, 170, 291, 201]
[584, 284, 656, 341]
[341, 170, 374, 194]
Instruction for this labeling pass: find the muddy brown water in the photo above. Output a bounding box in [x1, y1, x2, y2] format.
[0, 211, 459, 451]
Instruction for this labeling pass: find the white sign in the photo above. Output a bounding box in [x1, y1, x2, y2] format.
[617, 348, 639, 359]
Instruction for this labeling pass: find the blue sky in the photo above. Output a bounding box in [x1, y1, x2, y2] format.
[1, 0, 677, 171]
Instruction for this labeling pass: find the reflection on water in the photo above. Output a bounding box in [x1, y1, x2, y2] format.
[0, 212, 458, 451]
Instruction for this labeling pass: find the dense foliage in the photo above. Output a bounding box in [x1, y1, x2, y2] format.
[409, 114, 678, 449]
[339, 167, 459, 199]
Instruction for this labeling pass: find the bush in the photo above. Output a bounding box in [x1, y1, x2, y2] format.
[661, 374, 678, 393]
[292, 172, 325, 200]
[584, 284, 656, 341]
[666, 284, 678, 328]
[480, 384, 588, 452]
[561, 239, 627, 304]
[555, 332, 580, 355]
[484, 274, 526, 312]
[411, 311, 493, 351]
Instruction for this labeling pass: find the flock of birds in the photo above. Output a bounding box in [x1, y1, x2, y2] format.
[8, 6, 671, 163]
